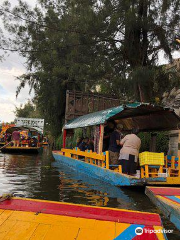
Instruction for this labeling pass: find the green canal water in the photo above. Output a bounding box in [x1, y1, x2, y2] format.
[0, 148, 179, 240]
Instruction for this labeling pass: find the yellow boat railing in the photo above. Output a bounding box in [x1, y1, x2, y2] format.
[61, 148, 122, 173]
[165, 155, 180, 177]
[60, 149, 180, 178]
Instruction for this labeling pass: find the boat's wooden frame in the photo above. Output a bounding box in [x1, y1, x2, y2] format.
[146, 187, 180, 231]
[0, 142, 5, 147]
[53, 150, 171, 186]
[1, 146, 42, 154]
[0, 197, 167, 239]
[54, 103, 180, 187]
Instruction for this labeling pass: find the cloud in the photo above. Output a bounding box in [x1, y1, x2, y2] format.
[0, 0, 37, 123]
[0, 53, 34, 122]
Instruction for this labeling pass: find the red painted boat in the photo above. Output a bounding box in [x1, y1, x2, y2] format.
[0, 197, 167, 239]
[146, 186, 180, 232]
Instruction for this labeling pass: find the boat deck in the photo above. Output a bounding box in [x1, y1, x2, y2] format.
[1, 146, 41, 154]
[0, 197, 166, 240]
[146, 186, 180, 231]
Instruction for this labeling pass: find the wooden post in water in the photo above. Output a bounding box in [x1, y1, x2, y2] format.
[63, 129, 67, 148]
[98, 124, 104, 154]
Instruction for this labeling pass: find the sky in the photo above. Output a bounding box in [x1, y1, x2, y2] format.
[0, 0, 180, 123]
[0, 0, 37, 123]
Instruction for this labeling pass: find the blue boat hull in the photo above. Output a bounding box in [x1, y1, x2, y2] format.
[52, 152, 145, 186]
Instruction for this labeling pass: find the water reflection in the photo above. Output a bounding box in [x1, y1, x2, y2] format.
[0, 149, 179, 240]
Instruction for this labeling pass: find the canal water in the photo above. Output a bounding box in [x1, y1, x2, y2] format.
[0, 148, 179, 240]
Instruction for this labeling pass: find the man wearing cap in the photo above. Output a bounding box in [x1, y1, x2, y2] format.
[108, 124, 123, 166]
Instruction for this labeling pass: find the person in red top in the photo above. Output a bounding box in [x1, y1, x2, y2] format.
[12, 130, 20, 147]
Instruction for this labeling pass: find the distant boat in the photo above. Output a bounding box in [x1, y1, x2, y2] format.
[1, 126, 43, 154]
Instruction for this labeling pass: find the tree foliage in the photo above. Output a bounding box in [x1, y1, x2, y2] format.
[1, 0, 180, 135]
[14, 100, 42, 118]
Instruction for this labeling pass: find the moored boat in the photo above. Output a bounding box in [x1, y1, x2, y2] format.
[0, 196, 167, 239]
[1, 146, 42, 154]
[0, 126, 43, 154]
[146, 186, 180, 231]
[0, 142, 5, 147]
[53, 103, 180, 186]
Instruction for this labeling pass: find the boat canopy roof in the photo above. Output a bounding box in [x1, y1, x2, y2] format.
[64, 102, 180, 131]
[6, 126, 41, 134]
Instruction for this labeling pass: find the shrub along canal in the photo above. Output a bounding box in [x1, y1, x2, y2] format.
[0, 148, 179, 240]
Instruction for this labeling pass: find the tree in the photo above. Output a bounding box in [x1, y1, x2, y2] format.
[119, 0, 180, 101]
[15, 100, 42, 118]
[1, 0, 111, 136]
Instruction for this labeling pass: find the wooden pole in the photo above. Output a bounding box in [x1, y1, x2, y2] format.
[0, 141, 13, 151]
[149, 133, 157, 152]
[63, 129, 67, 148]
[106, 151, 109, 169]
[98, 124, 104, 154]
[178, 131, 180, 157]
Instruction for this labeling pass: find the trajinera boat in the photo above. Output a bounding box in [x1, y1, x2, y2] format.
[0, 126, 43, 154]
[53, 103, 180, 186]
[0, 195, 167, 240]
[146, 186, 180, 231]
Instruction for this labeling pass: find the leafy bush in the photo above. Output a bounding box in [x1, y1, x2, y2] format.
[138, 132, 168, 153]
[55, 128, 83, 150]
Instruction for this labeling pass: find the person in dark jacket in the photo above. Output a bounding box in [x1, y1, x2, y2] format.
[78, 137, 89, 151]
[103, 120, 115, 152]
[87, 138, 94, 151]
[76, 137, 83, 148]
[108, 124, 123, 165]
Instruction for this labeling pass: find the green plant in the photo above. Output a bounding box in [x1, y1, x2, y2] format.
[138, 132, 168, 153]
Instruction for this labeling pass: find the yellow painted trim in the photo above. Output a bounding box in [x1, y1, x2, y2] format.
[5, 147, 40, 150]
[153, 226, 166, 240]
[175, 195, 180, 200]
[148, 177, 180, 185]
[158, 196, 180, 208]
[61, 148, 106, 161]
[147, 186, 180, 190]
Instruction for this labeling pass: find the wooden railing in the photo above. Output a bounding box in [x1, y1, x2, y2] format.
[60, 148, 122, 173]
[141, 155, 180, 178]
[59, 150, 180, 178]
[165, 155, 180, 177]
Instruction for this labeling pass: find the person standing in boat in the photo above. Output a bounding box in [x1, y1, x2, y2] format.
[103, 120, 115, 152]
[12, 130, 20, 147]
[119, 128, 141, 175]
[108, 124, 123, 165]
